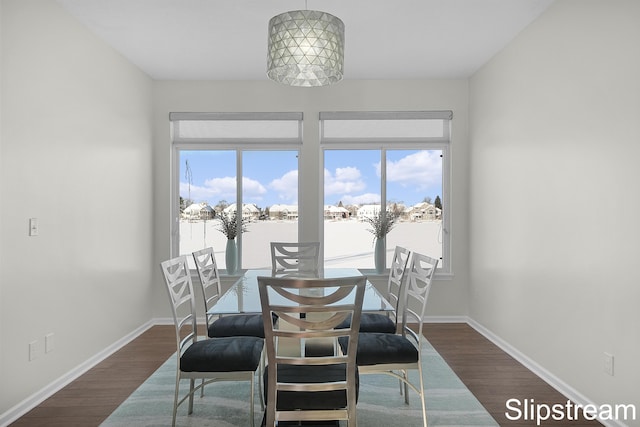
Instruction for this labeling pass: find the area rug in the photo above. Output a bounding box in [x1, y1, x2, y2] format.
[101, 339, 498, 427]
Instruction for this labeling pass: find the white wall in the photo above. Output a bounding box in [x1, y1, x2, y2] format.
[469, 0, 640, 423]
[0, 0, 153, 416]
[14, 0, 638, 423]
[151, 80, 471, 318]
[0, 1, 4, 407]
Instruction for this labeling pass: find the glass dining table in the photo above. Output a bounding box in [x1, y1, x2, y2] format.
[208, 268, 393, 316]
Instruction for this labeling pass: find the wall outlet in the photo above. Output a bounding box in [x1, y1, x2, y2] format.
[604, 352, 614, 376]
[45, 333, 55, 353]
[29, 340, 39, 361]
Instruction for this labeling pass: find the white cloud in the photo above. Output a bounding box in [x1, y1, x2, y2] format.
[181, 176, 267, 204]
[242, 176, 268, 199]
[324, 166, 367, 196]
[340, 193, 381, 205]
[202, 176, 236, 196]
[180, 180, 229, 203]
[385, 151, 442, 190]
[268, 170, 298, 202]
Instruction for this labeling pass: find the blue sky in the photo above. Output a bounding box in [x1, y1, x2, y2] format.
[180, 149, 442, 209]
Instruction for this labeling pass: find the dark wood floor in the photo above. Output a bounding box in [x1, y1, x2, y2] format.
[423, 324, 602, 427]
[10, 323, 602, 427]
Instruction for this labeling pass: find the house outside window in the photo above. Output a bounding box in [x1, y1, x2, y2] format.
[321, 111, 451, 273]
[170, 111, 451, 274]
[171, 113, 302, 270]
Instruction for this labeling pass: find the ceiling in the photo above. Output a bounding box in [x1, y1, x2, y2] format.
[56, 0, 555, 81]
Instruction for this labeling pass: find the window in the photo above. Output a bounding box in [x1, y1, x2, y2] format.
[321, 111, 451, 273]
[171, 113, 302, 270]
[170, 111, 452, 275]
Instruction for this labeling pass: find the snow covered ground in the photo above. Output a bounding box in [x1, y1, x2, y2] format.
[180, 219, 442, 270]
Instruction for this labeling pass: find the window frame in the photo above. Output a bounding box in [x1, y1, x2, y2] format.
[170, 112, 303, 268]
[320, 111, 452, 275]
[169, 111, 452, 277]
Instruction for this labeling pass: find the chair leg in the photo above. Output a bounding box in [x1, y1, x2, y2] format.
[188, 378, 195, 415]
[417, 364, 428, 427]
[419, 392, 428, 427]
[258, 350, 265, 410]
[250, 376, 256, 427]
[348, 388, 358, 427]
[401, 370, 410, 404]
[172, 374, 180, 427]
[266, 399, 277, 427]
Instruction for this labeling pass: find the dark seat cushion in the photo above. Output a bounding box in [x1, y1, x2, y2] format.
[264, 364, 359, 411]
[209, 314, 266, 338]
[180, 336, 263, 372]
[336, 313, 396, 334]
[339, 332, 418, 366]
[209, 313, 279, 338]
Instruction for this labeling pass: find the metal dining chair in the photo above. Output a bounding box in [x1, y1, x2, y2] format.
[160, 255, 264, 427]
[258, 275, 366, 427]
[192, 247, 269, 406]
[337, 245, 411, 333]
[270, 241, 321, 275]
[192, 247, 266, 338]
[339, 252, 439, 427]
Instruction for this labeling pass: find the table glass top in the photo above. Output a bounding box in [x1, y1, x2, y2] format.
[208, 268, 392, 315]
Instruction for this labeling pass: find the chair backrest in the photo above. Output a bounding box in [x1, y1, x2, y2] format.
[400, 252, 439, 342]
[160, 255, 199, 357]
[192, 247, 222, 329]
[270, 241, 320, 274]
[386, 246, 411, 322]
[257, 275, 366, 425]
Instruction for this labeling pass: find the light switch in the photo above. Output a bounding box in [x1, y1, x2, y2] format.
[45, 333, 55, 353]
[29, 218, 38, 236]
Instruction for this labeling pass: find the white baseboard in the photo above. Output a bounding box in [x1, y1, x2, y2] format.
[424, 315, 468, 323]
[2, 316, 628, 427]
[153, 317, 175, 325]
[466, 317, 628, 427]
[0, 321, 154, 427]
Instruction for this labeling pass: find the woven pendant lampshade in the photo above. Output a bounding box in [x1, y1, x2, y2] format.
[267, 10, 345, 87]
